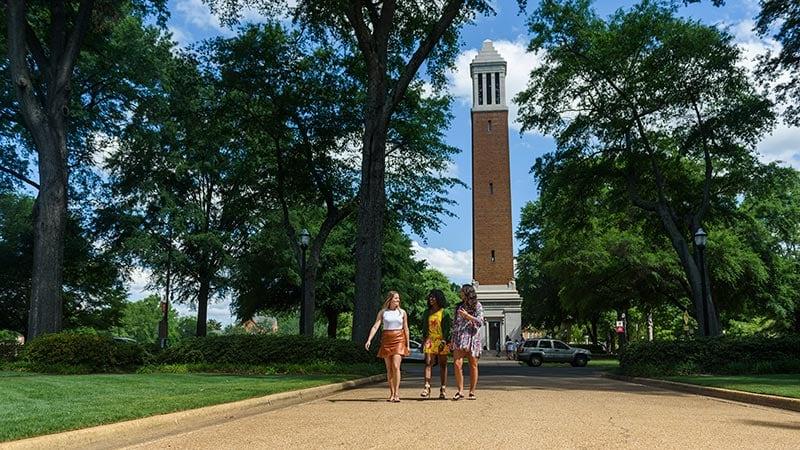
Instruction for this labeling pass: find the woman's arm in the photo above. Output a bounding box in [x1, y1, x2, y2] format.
[472, 303, 484, 327]
[365, 310, 383, 350]
[402, 309, 410, 349]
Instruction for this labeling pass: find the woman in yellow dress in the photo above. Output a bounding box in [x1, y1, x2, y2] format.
[420, 289, 452, 399]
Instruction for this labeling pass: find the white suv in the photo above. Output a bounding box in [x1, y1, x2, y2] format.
[518, 339, 591, 367]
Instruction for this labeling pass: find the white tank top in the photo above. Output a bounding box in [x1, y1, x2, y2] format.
[382, 309, 404, 330]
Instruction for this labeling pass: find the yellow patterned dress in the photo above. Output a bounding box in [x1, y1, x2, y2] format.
[423, 308, 450, 355]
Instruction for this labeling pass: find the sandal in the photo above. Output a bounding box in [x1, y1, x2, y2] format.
[439, 386, 446, 400]
[420, 384, 431, 398]
[452, 391, 464, 401]
[468, 392, 476, 400]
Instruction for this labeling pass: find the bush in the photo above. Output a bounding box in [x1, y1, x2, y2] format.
[619, 335, 800, 377]
[137, 362, 383, 376]
[23, 333, 146, 373]
[0, 341, 22, 362]
[156, 334, 374, 366]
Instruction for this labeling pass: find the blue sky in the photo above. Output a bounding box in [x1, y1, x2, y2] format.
[129, 0, 800, 323]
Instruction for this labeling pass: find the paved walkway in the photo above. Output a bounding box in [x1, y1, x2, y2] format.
[120, 359, 800, 449]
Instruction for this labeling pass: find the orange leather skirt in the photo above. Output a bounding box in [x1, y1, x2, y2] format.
[377, 330, 410, 358]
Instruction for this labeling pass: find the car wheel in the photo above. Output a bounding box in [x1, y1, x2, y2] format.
[573, 356, 587, 367]
[528, 355, 543, 367]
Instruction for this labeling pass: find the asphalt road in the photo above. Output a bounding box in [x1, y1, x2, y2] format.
[115, 357, 800, 449]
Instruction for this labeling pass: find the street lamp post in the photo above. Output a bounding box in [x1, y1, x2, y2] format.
[694, 228, 709, 337]
[299, 229, 311, 336]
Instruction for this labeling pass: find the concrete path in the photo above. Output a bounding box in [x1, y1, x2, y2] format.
[118, 359, 800, 450]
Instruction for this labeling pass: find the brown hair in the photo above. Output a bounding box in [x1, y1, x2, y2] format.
[382, 291, 400, 309]
[460, 284, 478, 312]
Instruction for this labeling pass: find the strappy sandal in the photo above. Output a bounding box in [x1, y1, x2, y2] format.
[452, 391, 464, 401]
[420, 384, 431, 398]
[468, 392, 476, 400]
[439, 386, 446, 400]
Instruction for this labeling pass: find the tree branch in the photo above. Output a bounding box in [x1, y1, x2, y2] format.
[691, 100, 712, 228]
[387, 0, 465, 121]
[0, 164, 40, 189]
[7, 0, 47, 132]
[344, 1, 378, 67]
[25, 21, 49, 74]
[55, 0, 94, 93]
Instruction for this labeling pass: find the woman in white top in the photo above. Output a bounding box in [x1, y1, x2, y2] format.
[365, 291, 410, 402]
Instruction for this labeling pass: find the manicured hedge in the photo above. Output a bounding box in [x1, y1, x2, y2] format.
[0, 341, 22, 362]
[156, 334, 374, 365]
[23, 333, 146, 373]
[619, 335, 800, 377]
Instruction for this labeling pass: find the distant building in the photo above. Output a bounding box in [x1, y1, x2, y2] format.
[470, 40, 523, 351]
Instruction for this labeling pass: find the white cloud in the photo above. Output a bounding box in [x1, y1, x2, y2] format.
[448, 39, 543, 131]
[411, 241, 472, 284]
[174, 0, 272, 33]
[727, 19, 800, 169]
[168, 25, 194, 48]
[127, 267, 157, 300]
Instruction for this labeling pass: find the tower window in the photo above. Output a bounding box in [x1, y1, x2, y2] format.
[487, 120, 492, 132]
[491, 250, 496, 262]
[486, 72, 492, 104]
[477, 73, 483, 105]
[489, 182, 494, 194]
[495, 72, 500, 104]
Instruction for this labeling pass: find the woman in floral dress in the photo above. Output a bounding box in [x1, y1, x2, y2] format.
[450, 284, 484, 400]
[420, 289, 452, 399]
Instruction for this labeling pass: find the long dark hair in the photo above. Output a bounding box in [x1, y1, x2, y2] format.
[427, 289, 446, 312]
[459, 284, 478, 313]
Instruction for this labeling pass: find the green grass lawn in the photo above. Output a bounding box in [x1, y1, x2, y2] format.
[664, 374, 800, 399]
[0, 371, 365, 442]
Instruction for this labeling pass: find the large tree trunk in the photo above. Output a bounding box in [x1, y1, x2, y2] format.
[196, 275, 210, 337]
[28, 131, 68, 339]
[352, 99, 389, 344]
[654, 205, 721, 336]
[353, 84, 388, 343]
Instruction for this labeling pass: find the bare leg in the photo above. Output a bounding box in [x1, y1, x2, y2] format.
[391, 355, 403, 400]
[453, 350, 465, 394]
[438, 354, 448, 388]
[468, 355, 479, 394]
[384, 357, 394, 400]
[423, 354, 433, 385]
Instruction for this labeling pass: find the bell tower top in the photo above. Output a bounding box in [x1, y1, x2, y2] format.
[470, 40, 507, 112]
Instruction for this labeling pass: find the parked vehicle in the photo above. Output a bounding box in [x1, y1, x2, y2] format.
[517, 339, 592, 367]
[404, 339, 425, 362]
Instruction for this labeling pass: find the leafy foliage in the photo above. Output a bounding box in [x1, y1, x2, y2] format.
[23, 332, 146, 373]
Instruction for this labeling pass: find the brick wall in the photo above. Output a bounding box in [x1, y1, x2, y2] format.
[472, 109, 513, 285]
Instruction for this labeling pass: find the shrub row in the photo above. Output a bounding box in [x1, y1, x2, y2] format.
[23, 333, 146, 373]
[619, 335, 800, 377]
[0, 341, 22, 362]
[156, 334, 373, 365]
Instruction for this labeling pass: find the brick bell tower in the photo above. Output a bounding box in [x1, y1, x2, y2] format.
[470, 40, 522, 349]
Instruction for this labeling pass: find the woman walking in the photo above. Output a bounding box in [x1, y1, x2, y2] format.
[365, 291, 410, 402]
[420, 289, 452, 400]
[450, 284, 484, 400]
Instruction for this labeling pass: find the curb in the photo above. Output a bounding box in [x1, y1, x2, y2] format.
[602, 372, 800, 413]
[3, 373, 387, 450]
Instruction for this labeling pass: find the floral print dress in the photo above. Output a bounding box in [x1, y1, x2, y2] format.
[450, 302, 484, 357]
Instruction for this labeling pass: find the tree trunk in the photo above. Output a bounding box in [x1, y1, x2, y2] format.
[28, 135, 67, 339]
[588, 316, 599, 346]
[196, 276, 210, 337]
[654, 205, 721, 336]
[325, 309, 339, 338]
[352, 112, 389, 344]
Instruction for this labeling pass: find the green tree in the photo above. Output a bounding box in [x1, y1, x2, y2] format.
[105, 52, 257, 337]
[204, 0, 500, 343]
[1, 1, 169, 339]
[516, 0, 775, 336]
[0, 193, 126, 336]
[112, 295, 178, 345]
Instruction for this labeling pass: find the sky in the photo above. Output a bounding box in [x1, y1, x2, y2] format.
[127, 0, 800, 325]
